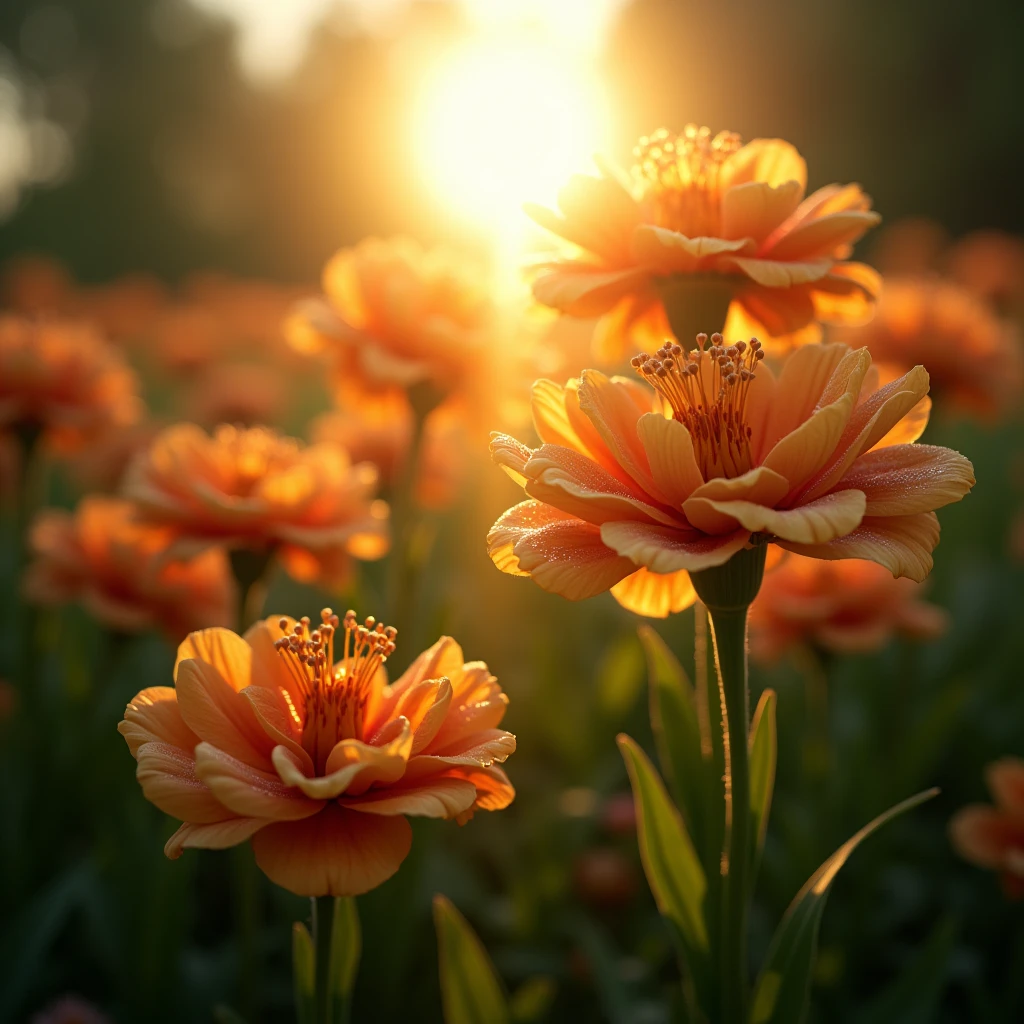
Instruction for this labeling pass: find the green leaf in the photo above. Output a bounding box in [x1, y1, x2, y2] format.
[750, 788, 939, 1024]
[599, 631, 646, 719]
[433, 894, 510, 1024]
[748, 688, 777, 883]
[639, 625, 707, 854]
[509, 976, 557, 1022]
[292, 921, 316, 1024]
[328, 895, 361, 1022]
[617, 734, 708, 955]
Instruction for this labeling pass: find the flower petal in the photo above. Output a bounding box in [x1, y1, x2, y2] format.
[119, 687, 198, 758]
[174, 627, 253, 690]
[610, 567, 696, 618]
[342, 777, 477, 819]
[683, 467, 790, 534]
[631, 227, 750, 274]
[251, 804, 412, 897]
[777, 512, 939, 583]
[722, 138, 807, 192]
[489, 432, 531, 487]
[840, 444, 975, 515]
[949, 807, 1024, 869]
[988, 760, 1024, 818]
[721, 180, 804, 244]
[488, 500, 634, 599]
[689, 489, 865, 545]
[716, 255, 833, 288]
[135, 741, 229, 823]
[393, 677, 453, 755]
[764, 211, 881, 261]
[165, 818, 267, 859]
[195, 742, 324, 820]
[174, 658, 275, 768]
[600, 520, 750, 573]
[873, 396, 931, 448]
[636, 413, 705, 507]
[533, 265, 649, 317]
[809, 263, 881, 324]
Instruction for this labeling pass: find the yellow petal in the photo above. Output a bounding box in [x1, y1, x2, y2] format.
[610, 567, 696, 618]
[636, 412, 705, 507]
[721, 180, 804, 244]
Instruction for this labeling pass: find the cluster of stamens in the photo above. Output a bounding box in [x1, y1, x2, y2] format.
[632, 125, 743, 236]
[632, 332, 764, 479]
[273, 608, 396, 770]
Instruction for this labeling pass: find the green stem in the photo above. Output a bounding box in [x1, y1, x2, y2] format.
[708, 604, 751, 1024]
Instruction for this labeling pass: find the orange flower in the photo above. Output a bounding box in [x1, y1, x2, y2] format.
[488, 338, 974, 617]
[527, 124, 881, 361]
[287, 236, 494, 392]
[23, 496, 235, 642]
[832, 276, 1022, 418]
[123, 424, 388, 587]
[0, 316, 142, 451]
[118, 609, 515, 895]
[185, 361, 290, 427]
[950, 758, 1024, 898]
[946, 230, 1024, 317]
[748, 553, 947, 661]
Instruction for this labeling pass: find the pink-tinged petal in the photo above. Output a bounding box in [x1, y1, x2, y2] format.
[487, 500, 634, 599]
[600, 520, 750, 573]
[577, 370, 670, 500]
[489, 432, 531, 487]
[533, 265, 649, 317]
[119, 687, 198, 758]
[841, 444, 974, 515]
[174, 658, 275, 769]
[724, 138, 807, 192]
[195, 742, 323, 820]
[873, 396, 931, 448]
[683, 468, 790, 534]
[135, 741, 229, 823]
[987, 760, 1024, 818]
[636, 413, 705, 506]
[949, 806, 1024, 868]
[631, 227, 751, 274]
[716, 255, 833, 288]
[764, 211, 881, 261]
[809, 264, 881, 324]
[251, 804, 412, 897]
[759, 344, 861, 455]
[342, 777, 477, 820]
[174, 627, 253, 690]
[777, 512, 939, 583]
[422, 728, 517, 764]
[721, 180, 804, 244]
[799, 366, 931, 504]
[687, 489, 865, 545]
[610, 567, 695, 618]
[524, 444, 679, 526]
[165, 817, 267, 859]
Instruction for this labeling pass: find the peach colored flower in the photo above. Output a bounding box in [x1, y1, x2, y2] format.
[23, 496, 235, 642]
[119, 609, 516, 895]
[123, 424, 389, 587]
[832, 276, 1022, 418]
[286, 236, 494, 392]
[488, 339, 975, 616]
[748, 553, 947, 661]
[950, 758, 1024, 898]
[527, 124, 881, 361]
[0, 316, 142, 452]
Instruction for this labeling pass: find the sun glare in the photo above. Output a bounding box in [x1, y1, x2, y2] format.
[414, 39, 607, 243]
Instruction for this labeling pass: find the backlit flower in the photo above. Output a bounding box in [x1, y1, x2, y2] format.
[23, 496, 235, 642]
[0, 316, 142, 451]
[748, 553, 947, 661]
[950, 758, 1024, 898]
[118, 610, 515, 896]
[123, 424, 389, 588]
[528, 124, 880, 360]
[832, 276, 1022, 418]
[488, 339, 974, 613]
[286, 236, 494, 392]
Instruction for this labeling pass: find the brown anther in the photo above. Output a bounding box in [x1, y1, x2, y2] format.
[278, 617, 289, 631]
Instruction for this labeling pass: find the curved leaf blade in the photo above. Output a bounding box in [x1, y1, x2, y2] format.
[328, 896, 361, 1022]
[750, 788, 939, 1024]
[748, 689, 777, 883]
[617, 734, 708, 955]
[433, 895, 510, 1024]
[291, 922, 316, 1024]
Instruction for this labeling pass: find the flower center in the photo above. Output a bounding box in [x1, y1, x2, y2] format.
[631, 332, 764, 480]
[273, 607, 396, 773]
[633, 125, 742, 238]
